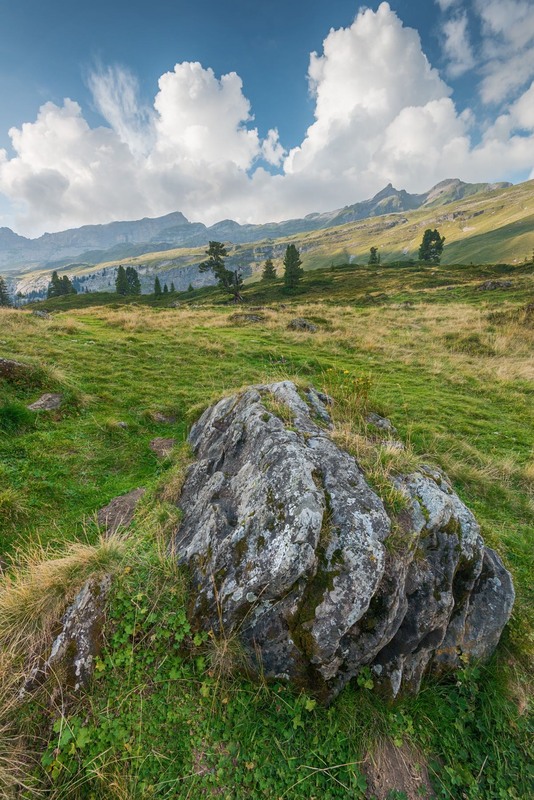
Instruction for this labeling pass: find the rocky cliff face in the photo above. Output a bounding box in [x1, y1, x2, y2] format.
[174, 382, 514, 702]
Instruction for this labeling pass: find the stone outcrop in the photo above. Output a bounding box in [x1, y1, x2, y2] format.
[0, 358, 29, 381]
[27, 393, 62, 411]
[22, 575, 111, 695]
[287, 318, 318, 332]
[174, 382, 514, 702]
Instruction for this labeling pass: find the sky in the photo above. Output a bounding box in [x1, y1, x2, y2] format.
[0, 0, 533, 237]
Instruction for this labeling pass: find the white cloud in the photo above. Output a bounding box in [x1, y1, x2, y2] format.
[0, 2, 533, 237]
[474, 0, 534, 103]
[152, 62, 260, 170]
[261, 128, 285, 167]
[87, 64, 154, 156]
[442, 13, 476, 77]
[435, 0, 461, 10]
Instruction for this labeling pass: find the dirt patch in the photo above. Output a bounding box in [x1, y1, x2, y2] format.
[97, 488, 146, 536]
[150, 437, 176, 458]
[363, 739, 434, 799]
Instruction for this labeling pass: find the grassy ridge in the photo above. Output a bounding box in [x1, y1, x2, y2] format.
[1, 263, 533, 797]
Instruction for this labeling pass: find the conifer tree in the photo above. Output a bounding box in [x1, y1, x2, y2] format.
[418, 229, 445, 264]
[115, 265, 128, 295]
[0, 276, 11, 306]
[125, 266, 141, 295]
[198, 241, 243, 301]
[163, 283, 168, 294]
[46, 271, 76, 298]
[170, 282, 176, 293]
[368, 246, 380, 265]
[283, 244, 303, 289]
[60, 275, 76, 295]
[47, 271, 63, 298]
[154, 276, 162, 296]
[262, 258, 277, 281]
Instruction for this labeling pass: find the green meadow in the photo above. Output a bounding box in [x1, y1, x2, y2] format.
[0, 260, 532, 798]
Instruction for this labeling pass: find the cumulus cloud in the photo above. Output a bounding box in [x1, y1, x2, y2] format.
[0, 1, 533, 236]
[474, 0, 534, 103]
[442, 13, 476, 77]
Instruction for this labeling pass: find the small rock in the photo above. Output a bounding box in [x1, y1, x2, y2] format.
[27, 393, 63, 411]
[0, 358, 29, 381]
[287, 318, 318, 332]
[32, 310, 50, 319]
[229, 313, 266, 324]
[152, 411, 178, 424]
[116, 421, 129, 429]
[97, 488, 146, 536]
[477, 280, 512, 291]
[366, 412, 397, 435]
[21, 575, 111, 695]
[150, 437, 176, 458]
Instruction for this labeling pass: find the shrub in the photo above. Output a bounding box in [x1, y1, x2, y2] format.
[0, 402, 35, 433]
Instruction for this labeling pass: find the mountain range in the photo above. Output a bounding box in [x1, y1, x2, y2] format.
[0, 178, 511, 273]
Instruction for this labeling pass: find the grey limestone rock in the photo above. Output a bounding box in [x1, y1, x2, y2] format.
[287, 318, 318, 332]
[366, 412, 397, 435]
[27, 393, 62, 411]
[0, 357, 29, 381]
[21, 575, 111, 695]
[477, 280, 512, 291]
[174, 382, 514, 702]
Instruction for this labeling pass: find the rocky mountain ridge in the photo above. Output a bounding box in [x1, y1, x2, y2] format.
[0, 178, 510, 272]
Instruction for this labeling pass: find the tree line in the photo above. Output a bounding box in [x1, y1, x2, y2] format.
[28, 227, 445, 309]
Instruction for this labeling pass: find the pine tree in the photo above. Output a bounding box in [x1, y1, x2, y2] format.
[163, 283, 168, 294]
[115, 265, 128, 295]
[283, 244, 303, 289]
[262, 258, 277, 281]
[170, 282, 176, 293]
[198, 241, 243, 301]
[60, 275, 76, 295]
[154, 276, 162, 296]
[368, 246, 380, 265]
[418, 229, 445, 264]
[125, 266, 141, 295]
[0, 276, 11, 307]
[47, 271, 63, 298]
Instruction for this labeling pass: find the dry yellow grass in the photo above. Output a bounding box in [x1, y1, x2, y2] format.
[0, 536, 126, 656]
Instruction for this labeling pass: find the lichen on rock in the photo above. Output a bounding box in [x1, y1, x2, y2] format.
[174, 381, 514, 702]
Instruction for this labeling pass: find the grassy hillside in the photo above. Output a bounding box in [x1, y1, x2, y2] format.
[1, 264, 532, 798]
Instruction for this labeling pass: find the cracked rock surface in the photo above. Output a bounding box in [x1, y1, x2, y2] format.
[174, 381, 514, 702]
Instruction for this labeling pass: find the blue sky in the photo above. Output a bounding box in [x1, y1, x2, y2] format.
[0, 1, 533, 236]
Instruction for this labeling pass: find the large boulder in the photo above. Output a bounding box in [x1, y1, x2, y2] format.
[174, 382, 514, 702]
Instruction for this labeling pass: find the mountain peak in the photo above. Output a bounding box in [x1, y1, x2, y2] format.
[372, 183, 398, 201]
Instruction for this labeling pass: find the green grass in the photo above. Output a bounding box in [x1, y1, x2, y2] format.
[1, 263, 533, 798]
